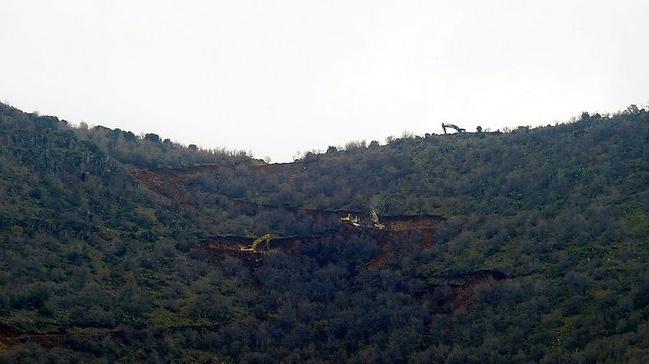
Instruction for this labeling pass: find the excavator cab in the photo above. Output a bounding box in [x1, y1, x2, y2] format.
[240, 233, 272, 252]
[442, 123, 466, 134]
[341, 213, 362, 227]
[342, 211, 385, 229]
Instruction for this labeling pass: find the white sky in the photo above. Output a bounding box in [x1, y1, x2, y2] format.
[1, 0, 648, 162]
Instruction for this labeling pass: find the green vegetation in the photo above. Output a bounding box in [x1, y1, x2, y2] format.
[75, 121, 252, 169]
[1, 101, 649, 362]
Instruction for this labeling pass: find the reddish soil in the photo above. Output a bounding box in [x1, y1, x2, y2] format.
[127, 164, 445, 229]
[129, 164, 504, 310]
[0, 322, 237, 351]
[127, 166, 198, 208]
[365, 228, 437, 270]
[382, 215, 444, 231]
[129, 161, 447, 271]
[191, 235, 278, 268]
[450, 270, 508, 310]
[192, 221, 442, 272]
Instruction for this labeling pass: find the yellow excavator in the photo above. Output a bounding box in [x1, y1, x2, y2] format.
[341, 211, 385, 229]
[240, 233, 272, 252]
[370, 210, 386, 230]
[441, 123, 466, 134]
[341, 213, 361, 227]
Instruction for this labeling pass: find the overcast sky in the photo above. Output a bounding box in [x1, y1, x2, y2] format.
[1, 1, 648, 162]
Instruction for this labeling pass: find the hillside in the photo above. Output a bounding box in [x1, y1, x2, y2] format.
[1, 102, 649, 363]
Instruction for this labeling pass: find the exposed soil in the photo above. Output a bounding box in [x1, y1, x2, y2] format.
[192, 220, 442, 272]
[127, 166, 190, 207]
[193, 229, 376, 266]
[130, 162, 447, 271]
[127, 164, 445, 232]
[125, 164, 500, 325]
[381, 215, 444, 231]
[0, 321, 237, 351]
[449, 270, 508, 310]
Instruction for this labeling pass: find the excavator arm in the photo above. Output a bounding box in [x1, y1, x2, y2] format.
[241, 233, 272, 252]
[251, 233, 272, 251]
[442, 123, 466, 134]
[370, 210, 386, 229]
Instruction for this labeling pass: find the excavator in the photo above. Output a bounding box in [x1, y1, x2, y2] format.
[441, 123, 466, 134]
[341, 213, 361, 227]
[341, 211, 385, 229]
[240, 233, 272, 252]
[370, 210, 386, 230]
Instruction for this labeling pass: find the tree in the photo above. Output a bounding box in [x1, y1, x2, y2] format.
[144, 133, 161, 143]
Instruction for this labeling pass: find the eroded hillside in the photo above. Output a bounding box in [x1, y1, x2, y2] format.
[2, 103, 649, 362]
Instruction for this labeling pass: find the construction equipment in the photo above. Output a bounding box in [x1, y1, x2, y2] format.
[342, 211, 386, 229]
[341, 213, 361, 227]
[240, 233, 272, 252]
[441, 123, 466, 134]
[370, 210, 386, 230]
